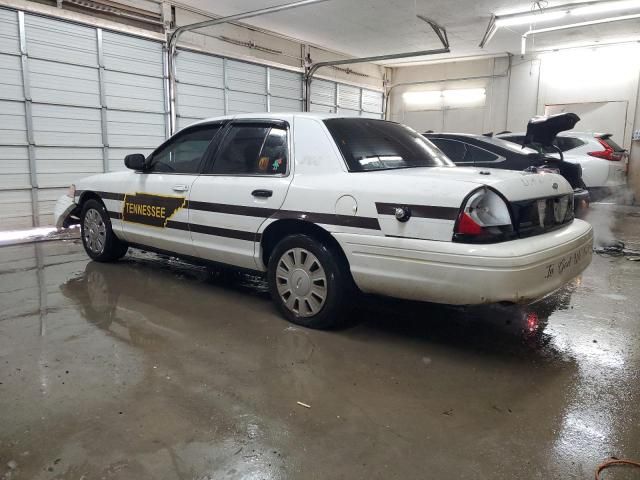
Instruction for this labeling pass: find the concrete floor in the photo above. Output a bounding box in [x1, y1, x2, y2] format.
[1, 206, 639, 480]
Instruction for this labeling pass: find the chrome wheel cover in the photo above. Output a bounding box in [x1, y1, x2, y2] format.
[276, 248, 327, 317]
[83, 208, 106, 255]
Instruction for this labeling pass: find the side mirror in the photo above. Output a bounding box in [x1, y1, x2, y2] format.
[124, 153, 147, 171]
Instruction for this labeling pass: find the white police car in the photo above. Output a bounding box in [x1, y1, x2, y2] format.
[55, 113, 593, 328]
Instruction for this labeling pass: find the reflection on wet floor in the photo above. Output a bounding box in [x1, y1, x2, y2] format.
[0, 205, 639, 479]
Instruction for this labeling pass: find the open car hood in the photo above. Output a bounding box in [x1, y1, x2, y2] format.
[523, 112, 580, 147]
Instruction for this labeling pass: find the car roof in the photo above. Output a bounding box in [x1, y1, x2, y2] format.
[189, 112, 373, 126]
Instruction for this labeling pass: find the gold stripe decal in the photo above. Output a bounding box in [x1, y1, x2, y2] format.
[121, 192, 186, 228]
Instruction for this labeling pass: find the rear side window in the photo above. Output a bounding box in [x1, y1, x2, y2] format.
[465, 144, 500, 163]
[324, 118, 453, 171]
[553, 137, 586, 152]
[208, 124, 288, 175]
[430, 138, 468, 163]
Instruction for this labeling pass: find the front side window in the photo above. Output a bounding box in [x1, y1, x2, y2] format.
[208, 124, 288, 175]
[148, 124, 222, 174]
[324, 118, 453, 172]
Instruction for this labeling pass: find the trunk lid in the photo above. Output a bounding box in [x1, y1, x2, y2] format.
[362, 167, 573, 241]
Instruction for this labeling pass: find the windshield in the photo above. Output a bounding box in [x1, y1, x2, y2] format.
[324, 118, 453, 172]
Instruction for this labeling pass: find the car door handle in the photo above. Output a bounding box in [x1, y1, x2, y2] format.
[252, 189, 273, 198]
[172, 184, 189, 192]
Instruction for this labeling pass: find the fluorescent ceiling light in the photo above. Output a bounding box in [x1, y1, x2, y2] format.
[403, 90, 442, 106]
[571, 0, 640, 16]
[495, 10, 568, 27]
[442, 88, 486, 104]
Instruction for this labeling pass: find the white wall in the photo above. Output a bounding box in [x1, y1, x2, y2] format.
[389, 43, 640, 199]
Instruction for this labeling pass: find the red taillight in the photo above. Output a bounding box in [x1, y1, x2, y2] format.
[588, 138, 621, 161]
[456, 211, 483, 235]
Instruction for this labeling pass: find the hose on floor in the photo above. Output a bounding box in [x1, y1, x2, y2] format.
[595, 457, 640, 479]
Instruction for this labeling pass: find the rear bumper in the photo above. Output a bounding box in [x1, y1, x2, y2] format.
[335, 219, 593, 305]
[54, 195, 78, 228]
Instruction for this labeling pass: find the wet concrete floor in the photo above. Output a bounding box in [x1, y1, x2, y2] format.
[1, 205, 639, 479]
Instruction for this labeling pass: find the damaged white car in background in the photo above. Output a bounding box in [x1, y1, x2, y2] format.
[55, 113, 593, 328]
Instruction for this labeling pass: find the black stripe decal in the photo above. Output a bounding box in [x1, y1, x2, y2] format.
[168, 220, 261, 242]
[273, 210, 381, 230]
[187, 200, 277, 218]
[97, 193, 380, 230]
[375, 202, 458, 221]
[97, 191, 125, 201]
[107, 211, 122, 220]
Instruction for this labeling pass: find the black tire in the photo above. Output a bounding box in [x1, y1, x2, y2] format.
[267, 234, 351, 329]
[80, 199, 128, 262]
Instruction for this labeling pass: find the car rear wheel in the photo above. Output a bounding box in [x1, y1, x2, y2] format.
[80, 199, 128, 262]
[267, 234, 351, 329]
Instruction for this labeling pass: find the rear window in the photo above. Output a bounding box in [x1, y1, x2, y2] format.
[553, 136, 586, 152]
[324, 118, 453, 172]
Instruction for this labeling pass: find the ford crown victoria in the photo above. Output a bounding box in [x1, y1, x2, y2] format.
[55, 113, 593, 329]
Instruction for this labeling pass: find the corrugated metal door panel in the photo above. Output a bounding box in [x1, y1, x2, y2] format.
[25, 14, 97, 67]
[104, 70, 165, 112]
[0, 190, 32, 229]
[37, 187, 66, 226]
[310, 79, 336, 107]
[29, 58, 100, 107]
[227, 59, 266, 94]
[35, 147, 102, 188]
[362, 89, 383, 113]
[176, 50, 224, 88]
[0, 146, 30, 190]
[270, 96, 302, 112]
[0, 100, 27, 145]
[338, 84, 360, 111]
[108, 147, 154, 171]
[102, 31, 163, 77]
[337, 107, 360, 117]
[361, 111, 383, 119]
[227, 90, 267, 114]
[176, 83, 225, 119]
[310, 103, 335, 113]
[106, 110, 165, 148]
[0, 9, 19, 55]
[0, 54, 23, 101]
[269, 68, 302, 100]
[176, 117, 202, 132]
[31, 104, 102, 147]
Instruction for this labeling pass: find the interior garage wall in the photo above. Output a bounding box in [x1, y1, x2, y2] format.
[388, 56, 510, 134]
[388, 44, 640, 198]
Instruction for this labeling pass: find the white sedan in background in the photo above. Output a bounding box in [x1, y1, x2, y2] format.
[55, 113, 593, 329]
[498, 131, 627, 200]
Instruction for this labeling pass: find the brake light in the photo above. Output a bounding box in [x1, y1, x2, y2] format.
[453, 188, 513, 243]
[588, 138, 621, 161]
[457, 211, 483, 235]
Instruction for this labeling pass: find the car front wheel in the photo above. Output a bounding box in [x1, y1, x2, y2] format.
[80, 199, 128, 262]
[267, 234, 351, 329]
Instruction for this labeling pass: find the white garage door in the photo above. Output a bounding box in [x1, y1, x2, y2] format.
[174, 48, 304, 131]
[0, 7, 167, 230]
[309, 78, 384, 118]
